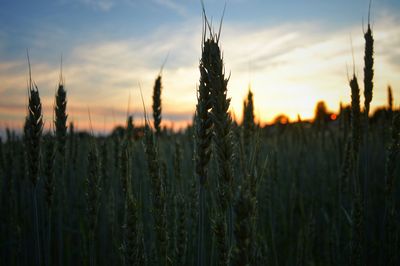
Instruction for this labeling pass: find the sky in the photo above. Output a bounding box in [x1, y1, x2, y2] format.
[0, 0, 400, 134]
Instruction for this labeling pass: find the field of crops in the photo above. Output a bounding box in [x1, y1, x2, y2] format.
[0, 12, 399, 266]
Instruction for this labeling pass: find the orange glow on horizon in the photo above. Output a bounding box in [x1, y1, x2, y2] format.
[279, 116, 289, 124]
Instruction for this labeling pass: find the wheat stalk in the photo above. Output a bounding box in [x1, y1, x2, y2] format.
[152, 75, 162, 136]
[25, 55, 43, 266]
[86, 141, 101, 266]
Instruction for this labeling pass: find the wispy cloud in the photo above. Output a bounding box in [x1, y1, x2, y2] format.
[219, 11, 400, 121]
[153, 0, 189, 17]
[1, 9, 400, 133]
[80, 0, 115, 11]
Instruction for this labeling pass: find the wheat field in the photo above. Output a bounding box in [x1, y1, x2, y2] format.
[0, 7, 399, 266]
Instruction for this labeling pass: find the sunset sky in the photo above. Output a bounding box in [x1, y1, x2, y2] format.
[1, 0, 399, 134]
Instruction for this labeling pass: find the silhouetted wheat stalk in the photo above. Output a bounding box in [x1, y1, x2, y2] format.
[43, 133, 55, 266]
[86, 142, 101, 266]
[55, 76, 67, 159]
[363, 14, 374, 118]
[232, 178, 253, 266]
[387, 85, 393, 121]
[25, 60, 43, 266]
[152, 75, 162, 136]
[349, 74, 364, 266]
[124, 154, 143, 266]
[197, 15, 235, 264]
[54, 67, 67, 266]
[362, 9, 374, 243]
[143, 124, 167, 264]
[242, 88, 255, 160]
[195, 18, 213, 266]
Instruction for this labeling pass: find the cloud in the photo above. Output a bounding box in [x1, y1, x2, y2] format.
[153, 0, 189, 17]
[218, 12, 400, 121]
[0, 20, 202, 132]
[80, 0, 115, 11]
[1, 9, 400, 133]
